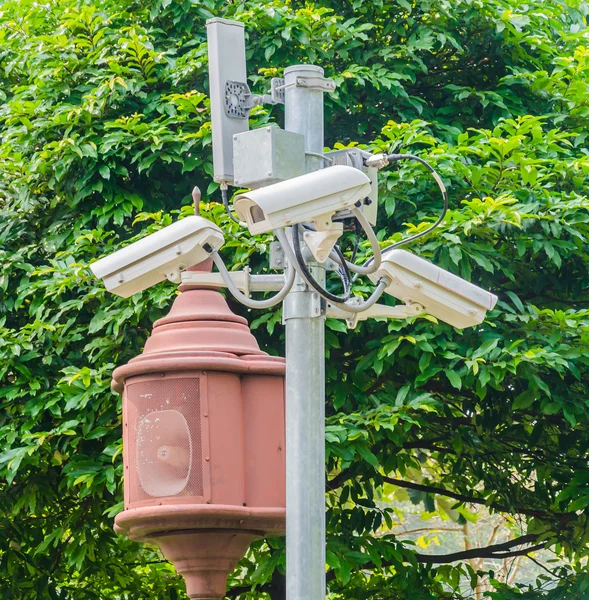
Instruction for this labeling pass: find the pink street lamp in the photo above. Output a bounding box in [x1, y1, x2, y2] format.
[111, 263, 286, 599]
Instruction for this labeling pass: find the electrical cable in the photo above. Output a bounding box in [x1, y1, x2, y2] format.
[275, 228, 314, 284]
[329, 277, 389, 314]
[221, 186, 246, 226]
[329, 207, 382, 275]
[292, 223, 351, 303]
[300, 226, 353, 299]
[332, 245, 352, 302]
[350, 217, 361, 264]
[362, 153, 448, 269]
[350, 207, 382, 273]
[211, 251, 295, 309]
[275, 227, 390, 313]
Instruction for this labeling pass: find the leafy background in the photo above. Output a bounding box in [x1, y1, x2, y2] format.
[1, 0, 588, 598]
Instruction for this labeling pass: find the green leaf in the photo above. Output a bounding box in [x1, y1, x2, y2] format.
[423, 494, 436, 513]
[505, 291, 525, 313]
[356, 445, 379, 467]
[542, 402, 561, 415]
[445, 370, 462, 390]
[563, 407, 577, 427]
[472, 338, 499, 359]
[513, 390, 535, 410]
[326, 319, 348, 333]
[449, 245, 462, 265]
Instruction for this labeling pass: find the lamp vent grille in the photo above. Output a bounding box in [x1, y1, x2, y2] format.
[126, 377, 203, 503]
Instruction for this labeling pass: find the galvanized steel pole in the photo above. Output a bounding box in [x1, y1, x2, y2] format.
[283, 64, 327, 600]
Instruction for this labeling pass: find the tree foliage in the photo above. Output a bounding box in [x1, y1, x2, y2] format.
[1, 0, 589, 598]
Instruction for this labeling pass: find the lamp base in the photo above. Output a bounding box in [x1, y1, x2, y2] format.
[149, 529, 260, 599]
[114, 505, 285, 599]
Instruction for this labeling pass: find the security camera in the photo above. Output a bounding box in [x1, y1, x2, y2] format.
[369, 249, 498, 328]
[233, 165, 372, 233]
[233, 165, 372, 262]
[90, 216, 224, 298]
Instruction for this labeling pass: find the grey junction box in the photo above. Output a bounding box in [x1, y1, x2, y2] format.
[233, 127, 306, 189]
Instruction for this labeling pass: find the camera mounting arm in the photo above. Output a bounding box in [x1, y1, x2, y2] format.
[180, 266, 287, 296]
[326, 300, 424, 329]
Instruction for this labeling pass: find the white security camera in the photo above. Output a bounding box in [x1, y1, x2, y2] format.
[90, 216, 224, 297]
[233, 165, 372, 262]
[369, 249, 498, 328]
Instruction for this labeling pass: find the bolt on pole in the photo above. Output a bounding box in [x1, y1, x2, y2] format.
[283, 64, 327, 600]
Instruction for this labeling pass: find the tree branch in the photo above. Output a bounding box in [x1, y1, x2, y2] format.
[227, 535, 548, 595]
[323, 535, 547, 583]
[395, 526, 463, 535]
[415, 542, 547, 564]
[381, 476, 572, 522]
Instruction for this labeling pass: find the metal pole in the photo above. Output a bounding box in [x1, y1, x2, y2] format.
[283, 64, 326, 600]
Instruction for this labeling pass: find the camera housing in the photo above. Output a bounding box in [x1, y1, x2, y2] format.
[90, 216, 224, 298]
[369, 249, 498, 328]
[233, 165, 372, 235]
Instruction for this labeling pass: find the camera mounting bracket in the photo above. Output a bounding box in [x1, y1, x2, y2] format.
[326, 301, 424, 329]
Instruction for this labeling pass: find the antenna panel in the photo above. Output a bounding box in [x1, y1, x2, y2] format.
[206, 18, 249, 185]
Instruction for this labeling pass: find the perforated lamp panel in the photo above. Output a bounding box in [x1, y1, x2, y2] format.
[123, 374, 209, 508]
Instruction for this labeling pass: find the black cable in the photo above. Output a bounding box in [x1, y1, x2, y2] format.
[333, 244, 352, 301]
[346, 218, 363, 284]
[359, 153, 448, 276]
[350, 217, 361, 264]
[292, 224, 352, 303]
[300, 222, 352, 295]
[379, 153, 448, 253]
[301, 220, 360, 267]
[221, 187, 242, 225]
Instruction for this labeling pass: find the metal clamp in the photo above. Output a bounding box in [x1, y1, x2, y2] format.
[283, 288, 323, 320]
[224, 81, 262, 119]
[270, 78, 285, 104]
[253, 76, 335, 110]
[272, 240, 341, 273]
[282, 262, 326, 320]
[295, 76, 336, 93]
[269, 241, 286, 270]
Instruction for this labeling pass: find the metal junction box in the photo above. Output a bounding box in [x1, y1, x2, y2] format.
[233, 127, 306, 189]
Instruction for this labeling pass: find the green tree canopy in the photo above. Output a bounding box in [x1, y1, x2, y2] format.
[1, 0, 588, 598]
